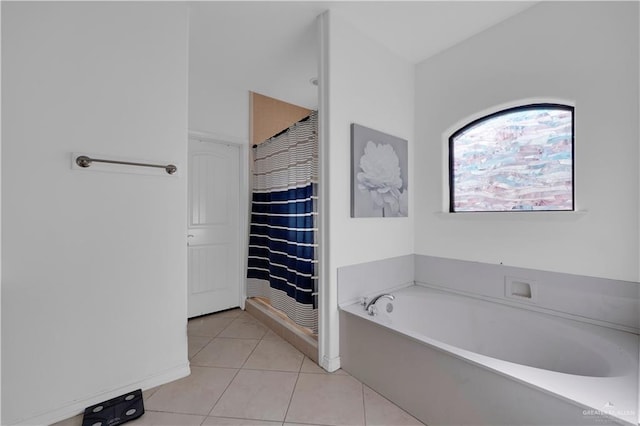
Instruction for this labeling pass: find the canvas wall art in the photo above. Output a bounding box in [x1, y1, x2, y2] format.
[351, 124, 408, 218]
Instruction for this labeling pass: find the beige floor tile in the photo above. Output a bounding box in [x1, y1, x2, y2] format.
[236, 311, 260, 320]
[212, 308, 244, 319]
[261, 329, 284, 341]
[145, 366, 237, 415]
[203, 416, 281, 425]
[188, 315, 236, 337]
[143, 385, 161, 401]
[210, 369, 298, 422]
[363, 385, 424, 425]
[51, 413, 82, 426]
[191, 338, 259, 368]
[243, 339, 304, 372]
[218, 317, 269, 339]
[299, 356, 325, 374]
[189, 335, 213, 359]
[283, 424, 328, 426]
[299, 357, 348, 375]
[297, 357, 318, 374]
[130, 411, 206, 425]
[285, 373, 365, 426]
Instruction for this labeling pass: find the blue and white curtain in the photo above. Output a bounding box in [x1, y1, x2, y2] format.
[247, 111, 318, 333]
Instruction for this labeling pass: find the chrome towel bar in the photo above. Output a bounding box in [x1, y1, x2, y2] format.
[75, 155, 177, 175]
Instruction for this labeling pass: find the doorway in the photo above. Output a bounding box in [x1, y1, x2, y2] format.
[187, 137, 243, 317]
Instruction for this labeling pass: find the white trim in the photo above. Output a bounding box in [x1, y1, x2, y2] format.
[239, 140, 250, 310]
[1, 5, 3, 422]
[434, 210, 588, 220]
[320, 355, 341, 373]
[15, 363, 190, 426]
[317, 11, 337, 373]
[442, 98, 576, 139]
[188, 129, 246, 146]
[440, 97, 578, 212]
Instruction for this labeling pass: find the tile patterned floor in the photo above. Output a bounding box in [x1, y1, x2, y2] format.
[53, 309, 424, 426]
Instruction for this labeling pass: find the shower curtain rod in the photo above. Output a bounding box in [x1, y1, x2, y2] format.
[252, 112, 315, 148]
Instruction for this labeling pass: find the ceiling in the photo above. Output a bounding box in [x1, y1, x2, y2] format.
[189, 1, 536, 109]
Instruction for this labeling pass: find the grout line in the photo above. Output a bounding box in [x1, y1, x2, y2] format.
[188, 335, 215, 361]
[240, 367, 303, 374]
[142, 408, 208, 415]
[239, 335, 263, 370]
[297, 354, 304, 374]
[280, 420, 336, 426]
[362, 385, 426, 426]
[282, 369, 301, 425]
[204, 366, 243, 418]
[187, 333, 223, 338]
[191, 366, 238, 372]
[217, 318, 239, 337]
[201, 413, 284, 424]
[360, 381, 367, 426]
[200, 335, 262, 341]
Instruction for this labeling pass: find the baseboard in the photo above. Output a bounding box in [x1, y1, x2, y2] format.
[245, 298, 319, 362]
[320, 355, 341, 373]
[14, 363, 191, 426]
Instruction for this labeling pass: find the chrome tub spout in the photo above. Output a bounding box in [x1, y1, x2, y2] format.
[364, 293, 395, 315]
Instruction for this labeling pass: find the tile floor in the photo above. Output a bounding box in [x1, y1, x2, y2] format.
[54, 309, 424, 426]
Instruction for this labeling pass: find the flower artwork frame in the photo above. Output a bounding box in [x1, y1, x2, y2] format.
[351, 123, 408, 218]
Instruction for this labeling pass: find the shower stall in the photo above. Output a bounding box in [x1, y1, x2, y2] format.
[246, 111, 319, 357]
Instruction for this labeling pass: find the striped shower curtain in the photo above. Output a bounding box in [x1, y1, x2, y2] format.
[247, 111, 318, 333]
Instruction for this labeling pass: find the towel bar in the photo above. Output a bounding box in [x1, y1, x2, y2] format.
[75, 155, 177, 175]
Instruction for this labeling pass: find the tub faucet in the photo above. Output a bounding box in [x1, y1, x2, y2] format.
[364, 293, 395, 315]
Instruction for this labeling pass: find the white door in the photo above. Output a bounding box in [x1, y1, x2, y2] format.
[188, 138, 241, 317]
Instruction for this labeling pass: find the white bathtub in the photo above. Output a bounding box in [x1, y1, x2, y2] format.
[339, 285, 639, 426]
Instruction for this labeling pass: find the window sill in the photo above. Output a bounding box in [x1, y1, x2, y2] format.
[434, 210, 588, 221]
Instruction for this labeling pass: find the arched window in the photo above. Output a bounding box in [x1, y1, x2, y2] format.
[449, 103, 574, 212]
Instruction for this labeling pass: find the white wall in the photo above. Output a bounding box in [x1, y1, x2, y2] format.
[319, 11, 415, 370]
[188, 4, 250, 144]
[414, 2, 640, 282]
[2, 3, 190, 424]
[189, 69, 249, 142]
